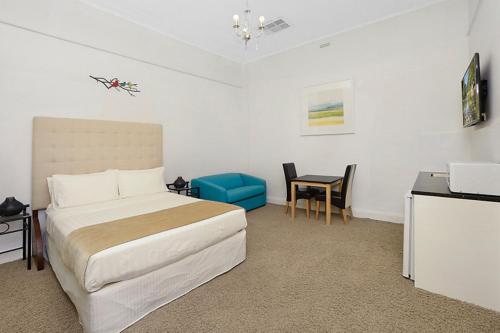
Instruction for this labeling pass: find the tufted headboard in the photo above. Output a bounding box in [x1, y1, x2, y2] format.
[32, 117, 163, 210]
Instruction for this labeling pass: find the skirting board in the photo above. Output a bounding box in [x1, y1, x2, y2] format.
[352, 208, 403, 224]
[266, 196, 403, 224]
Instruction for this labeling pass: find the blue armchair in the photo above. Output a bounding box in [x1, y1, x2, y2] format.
[191, 173, 266, 211]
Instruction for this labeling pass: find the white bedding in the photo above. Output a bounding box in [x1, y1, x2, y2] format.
[46, 192, 247, 292]
[48, 231, 246, 333]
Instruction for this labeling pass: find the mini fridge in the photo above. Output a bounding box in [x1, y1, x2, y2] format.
[402, 191, 415, 280]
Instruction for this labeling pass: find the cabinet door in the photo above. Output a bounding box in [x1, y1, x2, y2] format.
[413, 195, 500, 312]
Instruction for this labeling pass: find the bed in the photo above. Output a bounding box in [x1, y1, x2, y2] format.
[31, 117, 247, 333]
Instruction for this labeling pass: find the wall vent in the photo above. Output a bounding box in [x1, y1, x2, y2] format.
[264, 18, 291, 35]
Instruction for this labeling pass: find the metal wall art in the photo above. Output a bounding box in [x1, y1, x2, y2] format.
[90, 75, 140, 96]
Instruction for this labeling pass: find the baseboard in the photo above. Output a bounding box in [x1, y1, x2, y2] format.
[267, 196, 287, 206]
[267, 196, 403, 224]
[352, 208, 403, 224]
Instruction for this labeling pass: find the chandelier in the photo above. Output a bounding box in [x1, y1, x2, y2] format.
[232, 1, 265, 49]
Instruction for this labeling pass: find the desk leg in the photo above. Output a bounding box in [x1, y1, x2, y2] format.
[326, 184, 332, 225]
[291, 182, 296, 221]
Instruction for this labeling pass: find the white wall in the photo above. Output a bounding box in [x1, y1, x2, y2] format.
[246, 0, 471, 222]
[467, 0, 500, 161]
[0, 0, 248, 263]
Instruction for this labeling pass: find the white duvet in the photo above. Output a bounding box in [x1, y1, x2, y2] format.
[46, 192, 247, 292]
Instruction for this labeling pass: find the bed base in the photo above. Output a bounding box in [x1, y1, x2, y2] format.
[48, 230, 246, 333]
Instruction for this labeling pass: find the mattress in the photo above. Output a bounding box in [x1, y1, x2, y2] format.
[46, 192, 247, 292]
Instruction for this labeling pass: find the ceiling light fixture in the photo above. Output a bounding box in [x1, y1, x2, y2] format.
[232, 1, 265, 49]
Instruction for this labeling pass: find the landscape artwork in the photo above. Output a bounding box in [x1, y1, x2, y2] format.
[300, 80, 354, 136]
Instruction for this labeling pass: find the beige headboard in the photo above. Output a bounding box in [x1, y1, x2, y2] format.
[32, 117, 163, 210]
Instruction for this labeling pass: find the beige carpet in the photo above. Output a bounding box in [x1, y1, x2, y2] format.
[1, 204, 499, 332]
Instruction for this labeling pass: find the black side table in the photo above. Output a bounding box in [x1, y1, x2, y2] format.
[0, 205, 32, 270]
[166, 182, 200, 198]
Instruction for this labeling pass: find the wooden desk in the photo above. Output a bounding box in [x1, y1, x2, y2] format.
[291, 175, 342, 225]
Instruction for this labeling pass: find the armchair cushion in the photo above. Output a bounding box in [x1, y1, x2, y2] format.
[227, 185, 265, 203]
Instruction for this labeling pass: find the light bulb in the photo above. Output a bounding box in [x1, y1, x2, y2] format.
[233, 14, 239, 23]
[259, 16, 265, 24]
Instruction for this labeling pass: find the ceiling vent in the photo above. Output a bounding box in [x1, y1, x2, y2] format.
[264, 18, 290, 35]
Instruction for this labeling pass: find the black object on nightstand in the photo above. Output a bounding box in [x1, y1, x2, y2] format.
[0, 204, 32, 270]
[166, 181, 200, 198]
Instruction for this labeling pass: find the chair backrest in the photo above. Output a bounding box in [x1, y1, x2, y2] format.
[282, 163, 298, 202]
[340, 164, 357, 209]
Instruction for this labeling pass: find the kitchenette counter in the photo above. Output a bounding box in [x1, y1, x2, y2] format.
[411, 171, 500, 202]
[411, 171, 500, 313]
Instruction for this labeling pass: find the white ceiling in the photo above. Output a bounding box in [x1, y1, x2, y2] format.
[81, 0, 445, 63]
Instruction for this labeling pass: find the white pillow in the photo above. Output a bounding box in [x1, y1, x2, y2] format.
[52, 170, 119, 208]
[47, 177, 57, 208]
[118, 167, 167, 198]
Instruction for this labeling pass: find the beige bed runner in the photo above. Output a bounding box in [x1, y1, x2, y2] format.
[61, 201, 241, 287]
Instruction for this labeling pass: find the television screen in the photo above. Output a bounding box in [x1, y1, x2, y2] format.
[462, 53, 482, 127]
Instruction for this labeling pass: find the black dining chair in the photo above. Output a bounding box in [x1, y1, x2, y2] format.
[314, 164, 357, 224]
[282, 163, 317, 219]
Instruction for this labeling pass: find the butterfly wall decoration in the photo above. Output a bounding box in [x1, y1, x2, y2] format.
[89, 75, 140, 96]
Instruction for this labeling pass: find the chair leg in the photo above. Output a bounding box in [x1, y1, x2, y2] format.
[284, 202, 289, 215]
[315, 201, 320, 221]
[341, 209, 349, 224]
[306, 199, 311, 220]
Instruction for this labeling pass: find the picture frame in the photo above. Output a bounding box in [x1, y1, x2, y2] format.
[300, 80, 355, 136]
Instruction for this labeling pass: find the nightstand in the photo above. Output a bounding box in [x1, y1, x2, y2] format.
[166, 182, 200, 198]
[0, 205, 32, 270]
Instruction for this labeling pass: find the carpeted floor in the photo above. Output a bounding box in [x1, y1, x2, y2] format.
[1, 204, 499, 332]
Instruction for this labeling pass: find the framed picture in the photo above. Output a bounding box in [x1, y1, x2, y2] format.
[300, 80, 355, 136]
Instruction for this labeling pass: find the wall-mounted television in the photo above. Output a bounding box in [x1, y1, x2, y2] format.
[462, 53, 487, 127]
